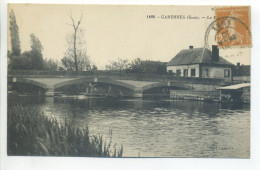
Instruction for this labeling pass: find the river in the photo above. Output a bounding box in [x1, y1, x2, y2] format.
[8, 94, 250, 158]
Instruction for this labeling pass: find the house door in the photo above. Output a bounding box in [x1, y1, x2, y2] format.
[184, 69, 188, 77]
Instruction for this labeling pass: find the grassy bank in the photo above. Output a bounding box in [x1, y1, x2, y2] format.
[8, 105, 123, 157]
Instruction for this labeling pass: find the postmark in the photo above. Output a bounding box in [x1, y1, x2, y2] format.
[205, 6, 251, 49]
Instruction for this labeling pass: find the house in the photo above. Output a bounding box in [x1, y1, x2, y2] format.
[232, 62, 250, 83]
[167, 45, 234, 82]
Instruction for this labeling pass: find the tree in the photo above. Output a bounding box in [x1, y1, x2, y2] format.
[127, 58, 167, 74]
[66, 12, 83, 71]
[129, 58, 143, 73]
[9, 9, 21, 57]
[62, 24, 92, 71]
[105, 58, 129, 71]
[9, 34, 44, 70]
[43, 59, 58, 71]
[29, 34, 44, 70]
[9, 51, 32, 70]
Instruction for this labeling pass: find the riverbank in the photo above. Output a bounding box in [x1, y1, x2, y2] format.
[170, 89, 250, 103]
[8, 104, 123, 157]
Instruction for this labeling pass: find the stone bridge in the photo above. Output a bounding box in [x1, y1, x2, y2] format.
[9, 76, 176, 97]
[8, 70, 226, 97]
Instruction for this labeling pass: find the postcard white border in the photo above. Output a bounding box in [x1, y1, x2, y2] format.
[1, 0, 260, 170]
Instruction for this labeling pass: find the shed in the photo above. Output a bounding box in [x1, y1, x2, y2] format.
[217, 83, 250, 102]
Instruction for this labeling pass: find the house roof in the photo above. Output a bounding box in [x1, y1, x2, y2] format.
[167, 48, 234, 66]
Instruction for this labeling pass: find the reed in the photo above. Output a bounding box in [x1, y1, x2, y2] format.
[7, 104, 123, 157]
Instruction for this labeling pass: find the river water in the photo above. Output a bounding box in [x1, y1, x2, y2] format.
[8, 94, 250, 158]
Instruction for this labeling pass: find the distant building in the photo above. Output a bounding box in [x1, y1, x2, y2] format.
[232, 63, 250, 83]
[167, 45, 234, 82]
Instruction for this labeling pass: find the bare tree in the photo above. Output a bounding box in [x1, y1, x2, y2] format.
[62, 28, 91, 71]
[67, 12, 83, 71]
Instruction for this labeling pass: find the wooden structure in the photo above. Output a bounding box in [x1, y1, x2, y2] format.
[217, 83, 250, 102]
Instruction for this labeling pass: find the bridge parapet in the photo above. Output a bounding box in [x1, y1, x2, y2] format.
[8, 70, 226, 85]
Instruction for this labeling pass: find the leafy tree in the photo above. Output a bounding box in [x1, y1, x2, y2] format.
[105, 58, 129, 71]
[30, 34, 43, 53]
[9, 51, 32, 70]
[9, 9, 21, 57]
[29, 34, 44, 70]
[129, 58, 143, 73]
[128, 58, 167, 74]
[61, 56, 75, 71]
[43, 59, 58, 71]
[9, 34, 44, 70]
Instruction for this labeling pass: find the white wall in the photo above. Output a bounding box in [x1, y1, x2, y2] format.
[167, 65, 232, 81]
[201, 66, 232, 81]
[233, 76, 250, 82]
[167, 64, 199, 77]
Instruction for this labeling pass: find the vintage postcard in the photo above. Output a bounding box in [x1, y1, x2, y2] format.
[7, 4, 251, 158]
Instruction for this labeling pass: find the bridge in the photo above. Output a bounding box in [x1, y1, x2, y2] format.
[8, 70, 227, 97]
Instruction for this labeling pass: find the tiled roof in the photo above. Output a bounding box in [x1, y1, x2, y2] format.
[167, 48, 234, 66]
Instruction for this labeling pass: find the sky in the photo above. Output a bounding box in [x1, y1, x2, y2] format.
[8, 4, 251, 69]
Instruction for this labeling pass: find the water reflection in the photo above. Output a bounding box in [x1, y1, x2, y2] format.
[8, 94, 250, 158]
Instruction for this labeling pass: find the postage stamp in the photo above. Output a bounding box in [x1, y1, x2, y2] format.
[215, 6, 251, 48]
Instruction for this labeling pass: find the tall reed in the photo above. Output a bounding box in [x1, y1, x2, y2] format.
[8, 104, 123, 157]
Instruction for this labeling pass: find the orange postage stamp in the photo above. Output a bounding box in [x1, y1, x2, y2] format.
[215, 6, 251, 48]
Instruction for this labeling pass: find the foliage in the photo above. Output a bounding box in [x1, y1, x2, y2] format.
[43, 59, 58, 71]
[92, 65, 98, 71]
[8, 10, 46, 71]
[128, 58, 167, 74]
[9, 34, 44, 70]
[61, 29, 93, 71]
[29, 34, 44, 69]
[105, 57, 167, 74]
[9, 9, 21, 57]
[8, 104, 123, 157]
[105, 58, 129, 71]
[129, 58, 143, 73]
[30, 33, 43, 53]
[9, 51, 32, 70]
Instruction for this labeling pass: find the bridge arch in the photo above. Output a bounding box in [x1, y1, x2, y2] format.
[54, 77, 136, 91]
[9, 77, 48, 90]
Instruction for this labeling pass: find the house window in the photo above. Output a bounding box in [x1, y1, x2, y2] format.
[168, 70, 173, 74]
[184, 69, 188, 77]
[191, 69, 196, 77]
[205, 68, 209, 77]
[176, 69, 181, 76]
[224, 69, 230, 77]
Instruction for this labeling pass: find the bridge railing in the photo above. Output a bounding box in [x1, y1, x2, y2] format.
[8, 70, 226, 85]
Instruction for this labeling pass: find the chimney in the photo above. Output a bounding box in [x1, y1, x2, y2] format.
[237, 62, 240, 67]
[212, 45, 219, 62]
[189, 46, 193, 49]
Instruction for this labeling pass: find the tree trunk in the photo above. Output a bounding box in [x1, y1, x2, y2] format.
[73, 30, 78, 71]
